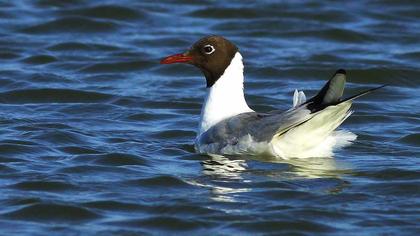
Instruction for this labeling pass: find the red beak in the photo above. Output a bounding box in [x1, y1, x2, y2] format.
[160, 53, 193, 64]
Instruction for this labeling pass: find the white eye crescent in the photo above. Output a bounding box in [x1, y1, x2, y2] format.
[203, 45, 215, 54]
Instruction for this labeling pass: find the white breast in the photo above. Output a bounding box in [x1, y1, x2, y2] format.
[197, 52, 253, 137]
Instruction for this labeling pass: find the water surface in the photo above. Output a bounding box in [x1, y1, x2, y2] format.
[0, 0, 419, 235]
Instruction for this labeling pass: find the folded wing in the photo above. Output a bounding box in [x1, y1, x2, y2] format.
[197, 69, 385, 154]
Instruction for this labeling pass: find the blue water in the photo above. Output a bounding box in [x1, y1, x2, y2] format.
[0, 0, 419, 235]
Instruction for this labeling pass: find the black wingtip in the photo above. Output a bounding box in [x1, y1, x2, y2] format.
[335, 69, 346, 75]
[339, 84, 388, 103]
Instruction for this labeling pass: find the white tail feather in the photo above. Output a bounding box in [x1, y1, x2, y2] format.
[292, 90, 307, 108]
[271, 102, 354, 158]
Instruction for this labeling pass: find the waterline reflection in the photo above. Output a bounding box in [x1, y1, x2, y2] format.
[200, 154, 250, 202]
[197, 154, 352, 202]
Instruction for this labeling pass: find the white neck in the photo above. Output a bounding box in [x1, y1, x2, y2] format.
[198, 52, 253, 136]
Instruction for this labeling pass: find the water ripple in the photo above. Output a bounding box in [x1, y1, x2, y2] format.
[10, 181, 78, 192]
[3, 203, 100, 222]
[20, 17, 117, 34]
[60, 5, 145, 20]
[0, 89, 114, 103]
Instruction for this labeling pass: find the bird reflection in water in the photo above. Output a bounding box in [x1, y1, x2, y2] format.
[199, 154, 352, 202]
[264, 156, 352, 179]
[200, 154, 250, 202]
[202, 154, 248, 179]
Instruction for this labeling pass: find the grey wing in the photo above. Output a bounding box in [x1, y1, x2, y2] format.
[198, 105, 314, 145]
[198, 112, 261, 147]
[198, 68, 385, 150]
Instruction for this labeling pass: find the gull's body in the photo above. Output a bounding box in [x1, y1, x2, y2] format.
[161, 36, 383, 158]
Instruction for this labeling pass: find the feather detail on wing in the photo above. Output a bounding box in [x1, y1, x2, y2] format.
[198, 105, 314, 145]
[196, 69, 386, 157]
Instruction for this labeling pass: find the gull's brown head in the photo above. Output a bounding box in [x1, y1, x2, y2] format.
[161, 36, 238, 87]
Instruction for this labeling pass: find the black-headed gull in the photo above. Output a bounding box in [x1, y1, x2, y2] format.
[161, 36, 384, 158]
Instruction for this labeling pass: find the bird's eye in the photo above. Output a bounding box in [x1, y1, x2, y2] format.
[203, 45, 215, 54]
